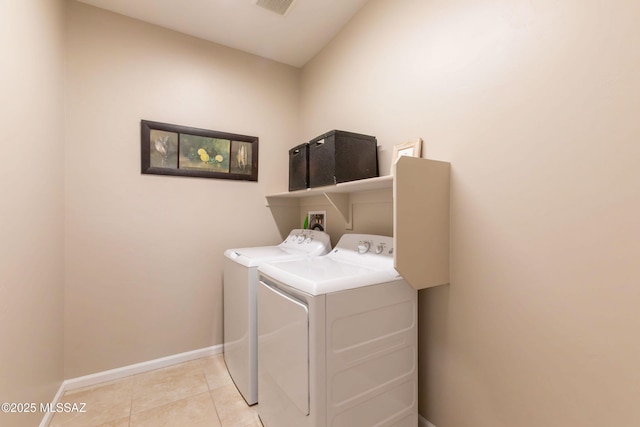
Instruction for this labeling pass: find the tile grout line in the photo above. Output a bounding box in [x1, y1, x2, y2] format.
[127, 373, 133, 427]
[201, 361, 223, 426]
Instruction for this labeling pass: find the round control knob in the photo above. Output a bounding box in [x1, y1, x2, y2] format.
[304, 237, 313, 244]
[357, 241, 370, 254]
[297, 235, 305, 243]
[375, 243, 386, 254]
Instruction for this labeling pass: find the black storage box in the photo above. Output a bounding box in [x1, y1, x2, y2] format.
[288, 143, 309, 191]
[308, 130, 378, 188]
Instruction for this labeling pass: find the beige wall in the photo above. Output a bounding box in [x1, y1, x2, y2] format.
[301, 0, 640, 426]
[0, 0, 66, 425]
[5, 2, 640, 426]
[64, 2, 299, 377]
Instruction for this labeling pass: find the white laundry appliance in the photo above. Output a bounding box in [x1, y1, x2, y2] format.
[257, 234, 417, 427]
[223, 229, 331, 405]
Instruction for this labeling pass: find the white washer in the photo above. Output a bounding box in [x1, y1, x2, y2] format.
[223, 229, 331, 405]
[257, 234, 418, 427]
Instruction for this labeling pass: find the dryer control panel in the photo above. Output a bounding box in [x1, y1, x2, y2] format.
[329, 234, 395, 266]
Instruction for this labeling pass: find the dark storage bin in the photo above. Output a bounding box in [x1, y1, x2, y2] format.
[308, 130, 378, 188]
[288, 143, 309, 191]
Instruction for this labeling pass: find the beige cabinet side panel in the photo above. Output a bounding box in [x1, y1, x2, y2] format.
[394, 157, 450, 290]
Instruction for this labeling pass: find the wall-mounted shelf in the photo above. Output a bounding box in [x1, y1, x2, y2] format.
[265, 157, 450, 290]
[267, 175, 393, 199]
[266, 175, 393, 228]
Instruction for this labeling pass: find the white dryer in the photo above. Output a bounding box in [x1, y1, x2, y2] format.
[257, 234, 417, 427]
[223, 229, 331, 405]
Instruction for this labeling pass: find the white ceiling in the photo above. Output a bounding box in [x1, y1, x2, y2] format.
[76, 0, 370, 68]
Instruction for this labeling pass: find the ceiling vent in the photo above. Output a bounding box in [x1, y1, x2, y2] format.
[254, 0, 298, 16]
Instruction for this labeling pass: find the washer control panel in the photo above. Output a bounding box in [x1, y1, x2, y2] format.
[281, 229, 331, 254]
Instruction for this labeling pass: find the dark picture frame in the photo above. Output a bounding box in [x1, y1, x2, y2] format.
[141, 120, 258, 181]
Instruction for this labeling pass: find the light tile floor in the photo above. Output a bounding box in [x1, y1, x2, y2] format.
[48, 354, 262, 427]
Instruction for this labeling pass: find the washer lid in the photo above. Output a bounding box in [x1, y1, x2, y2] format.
[258, 257, 402, 296]
[224, 229, 332, 267]
[258, 234, 403, 295]
[225, 246, 313, 267]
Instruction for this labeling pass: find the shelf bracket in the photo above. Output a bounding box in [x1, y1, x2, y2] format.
[323, 192, 352, 230]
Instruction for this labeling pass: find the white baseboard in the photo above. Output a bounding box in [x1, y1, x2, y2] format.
[419, 414, 437, 427]
[39, 345, 222, 427]
[64, 344, 223, 391]
[38, 381, 67, 427]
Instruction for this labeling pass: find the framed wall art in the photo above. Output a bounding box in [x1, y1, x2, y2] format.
[141, 120, 258, 181]
[390, 138, 422, 173]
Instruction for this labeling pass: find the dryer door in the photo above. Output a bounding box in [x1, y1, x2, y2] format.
[258, 281, 310, 416]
